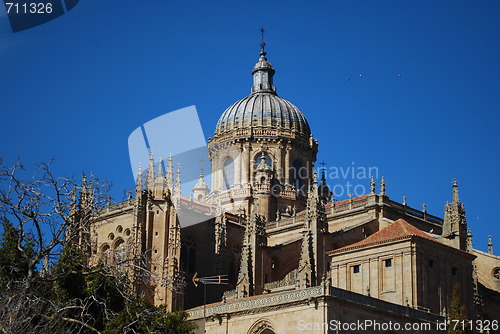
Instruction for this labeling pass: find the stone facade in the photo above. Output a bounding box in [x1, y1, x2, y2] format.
[71, 41, 500, 333]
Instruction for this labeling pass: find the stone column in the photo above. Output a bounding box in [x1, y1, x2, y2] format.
[236, 146, 242, 188]
[246, 143, 252, 184]
[276, 140, 283, 183]
[284, 142, 291, 184]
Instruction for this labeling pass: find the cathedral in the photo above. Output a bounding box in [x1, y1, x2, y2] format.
[75, 40, 500, 333]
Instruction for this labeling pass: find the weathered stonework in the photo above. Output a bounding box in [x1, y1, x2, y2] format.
[70, 40, 499, 334]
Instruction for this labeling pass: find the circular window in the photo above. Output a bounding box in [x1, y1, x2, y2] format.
[124, 228, 131, 237]
[116, 225, 123, 234]
[108, 233, 114, 241]
[493, 268, 500, 280]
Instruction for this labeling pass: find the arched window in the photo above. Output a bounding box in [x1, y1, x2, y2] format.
[101, 244, 110, 264]
[181, 236, 197, 273]
[223, 158, 234, 190]
[255, 153, 272, 168]
[114, 240, 126, 270]
[290, 159, 304, 190]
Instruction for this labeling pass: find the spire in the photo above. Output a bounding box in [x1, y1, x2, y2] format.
[488, 235, 493, 255]
[192, 168, 210, 202]
[66, 186, 78, 243]
[318, 163, 331, 204]
[235, 203, 266, 298]
[166, 153, 174, 190]
[79, 173, 89, 210]
[296, 228, 315, 289]
[147, 151, 155, 190]
[452, 178, 460, 203]
[380, 176, 386, 196]
[442, 179, 467, 250]
[370, 176, 376, 194]
[174, 163, 181, 197]
[312, 170, 318, 188]
[70, 186, 77, 213]
[81, 173, 87, 196]
[236, 239, 253, 298]
[157, 158, 164, 177]
[135, 163, 143, 194]
[466, 228, 473, 252]
[251, 27, 276, 95]
[298, 171, 327, 289]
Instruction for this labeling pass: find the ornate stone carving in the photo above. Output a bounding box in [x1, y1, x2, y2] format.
[248, 318, 276, 334]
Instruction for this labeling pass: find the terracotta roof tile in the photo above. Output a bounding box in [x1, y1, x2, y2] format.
[330, 194, 368, 207]
[327, 219, 439, 254]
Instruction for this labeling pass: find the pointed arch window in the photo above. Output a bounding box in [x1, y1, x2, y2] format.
[223, 157, 234, 190]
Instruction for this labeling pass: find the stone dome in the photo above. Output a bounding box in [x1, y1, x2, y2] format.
[213, 47, 311, 141]
[215, 93, 311, 138]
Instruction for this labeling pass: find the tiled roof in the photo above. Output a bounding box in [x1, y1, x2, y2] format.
[325, 194, 368, 208]
[327, 219, 439, 254]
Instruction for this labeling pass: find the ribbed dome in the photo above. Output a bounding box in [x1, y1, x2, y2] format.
[214, 46, 311, 140]
[215, 92, 311, 138]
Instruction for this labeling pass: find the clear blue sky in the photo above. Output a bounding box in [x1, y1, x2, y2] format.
[1, 1, 499, 252]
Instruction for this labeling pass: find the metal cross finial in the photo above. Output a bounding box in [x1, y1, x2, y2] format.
[260, 26, 266, 56]
[319, 161, 327, 180]
[198, 159, 205, 170]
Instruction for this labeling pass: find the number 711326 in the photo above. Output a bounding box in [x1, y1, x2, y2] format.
[5, 2, 53, 14]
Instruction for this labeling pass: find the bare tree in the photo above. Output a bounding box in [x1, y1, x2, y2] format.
[0, 159, 195, 334]
[0, 158, 112, 333]
[0, 158, 111, 276]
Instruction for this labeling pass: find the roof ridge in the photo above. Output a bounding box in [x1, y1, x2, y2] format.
[327, 219, 440, 254]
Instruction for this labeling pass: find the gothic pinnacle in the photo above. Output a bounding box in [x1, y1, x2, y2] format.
[175, 163, 181, 195]
[380, 176, 386, 196]
[166, 153, 174, 189]
[158, 158, 164, 177]
[312, 170, 318, 186]
[136, 162, 143, 192]
[452, 178, 460, 203]
[370, 176, 376, 193]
